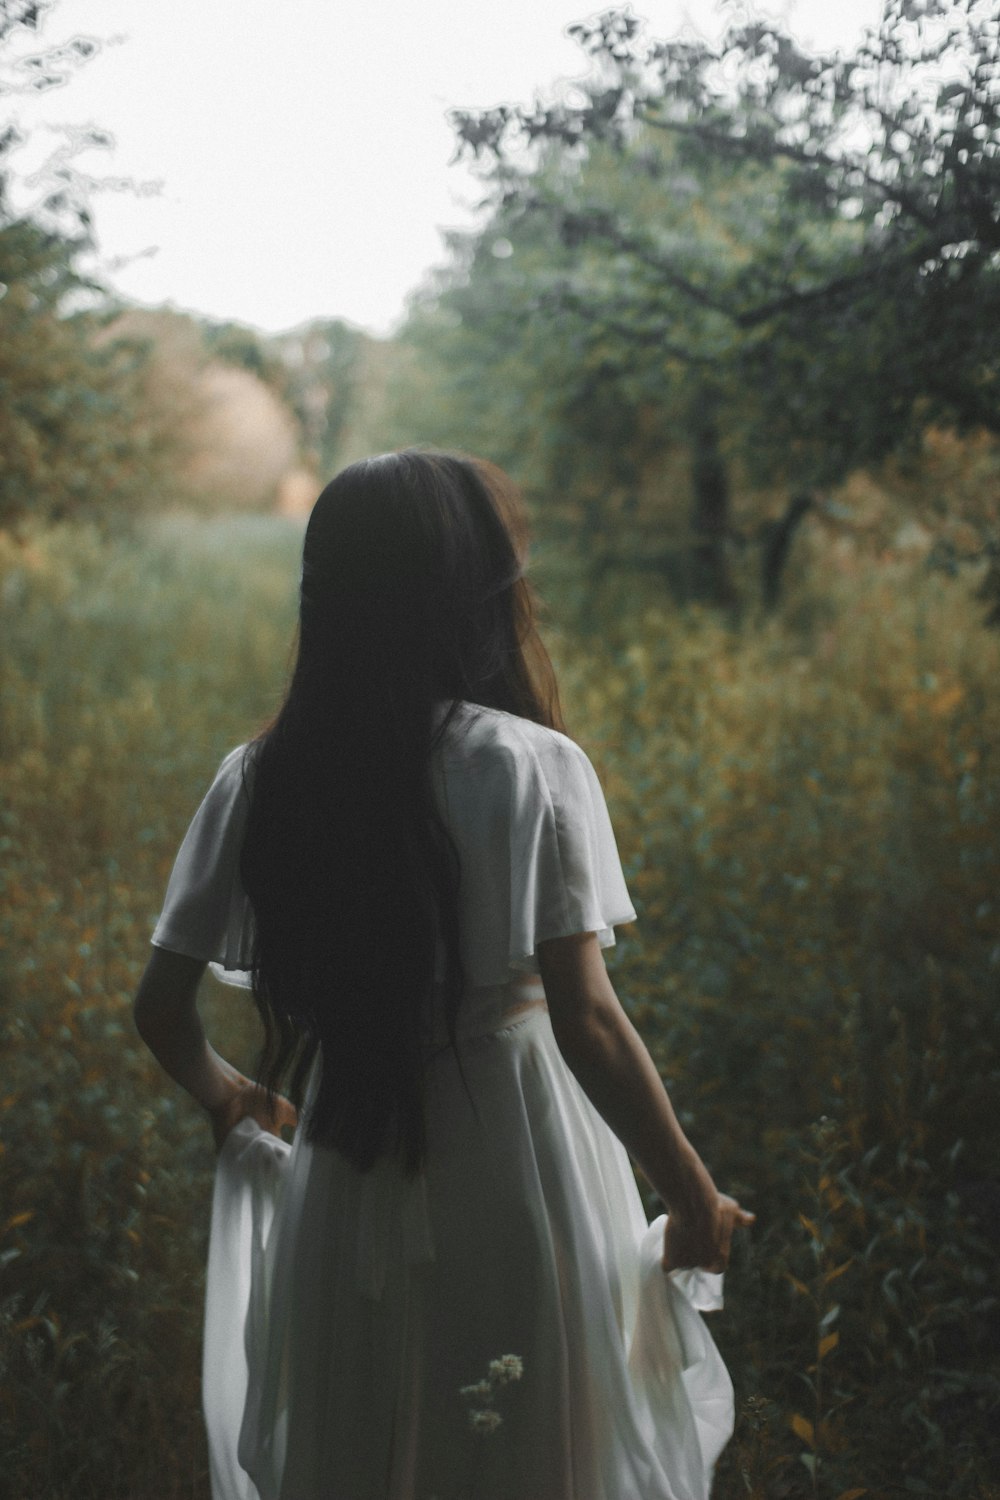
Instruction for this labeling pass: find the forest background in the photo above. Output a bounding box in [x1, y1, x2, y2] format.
[2, 1, 999, 1496]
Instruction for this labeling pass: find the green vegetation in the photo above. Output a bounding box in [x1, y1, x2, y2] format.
[1, 518, 998, 1498]
[0, 517, 301, 1498]
[0, 218, 189, 529]
[400, 0, 1000, 614]
[2, 1, 999, 1494]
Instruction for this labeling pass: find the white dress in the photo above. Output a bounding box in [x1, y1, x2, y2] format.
[152, 700, 734, 1500]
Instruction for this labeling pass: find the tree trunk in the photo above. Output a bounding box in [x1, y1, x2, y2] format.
[760, 492, 813, 611]
[688, 390, 738, 608]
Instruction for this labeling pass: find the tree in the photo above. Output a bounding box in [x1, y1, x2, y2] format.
[0, 0, 187, 527]
[449, 0, 1000, 613]
[1, 0, 119, 239]
[0, 218, 182, 526]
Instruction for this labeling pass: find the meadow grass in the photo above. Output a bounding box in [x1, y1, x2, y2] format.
[1, 515, 997, 1498]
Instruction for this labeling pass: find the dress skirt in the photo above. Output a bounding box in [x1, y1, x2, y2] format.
[203, 989, 735, 1500]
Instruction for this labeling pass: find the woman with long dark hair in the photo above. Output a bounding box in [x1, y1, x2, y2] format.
[134, 449, 753, 1500]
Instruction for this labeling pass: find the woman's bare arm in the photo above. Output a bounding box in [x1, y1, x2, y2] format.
[133, 948, 246, 1109]
[132, 948, 297, 1147]
[536, 931, 753, 1270]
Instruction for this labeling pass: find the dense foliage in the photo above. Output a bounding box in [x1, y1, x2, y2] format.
[452, 0, 1000, 465]
[2, 2, 999, 1495]
[0, 217, 195, 528]
[381, 0, 1000, 612]
[1, 519, 998, 1498]
[0, 2, 184, 528]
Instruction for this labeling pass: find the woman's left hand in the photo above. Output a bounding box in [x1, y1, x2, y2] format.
[207, 1077, 299, 1152]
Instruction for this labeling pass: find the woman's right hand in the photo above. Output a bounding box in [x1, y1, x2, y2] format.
[207, 1077, 299, 1152]
[662, 1191, 756, 1274]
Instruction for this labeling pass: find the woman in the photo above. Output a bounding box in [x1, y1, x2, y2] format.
[134, 449, 754, 1500]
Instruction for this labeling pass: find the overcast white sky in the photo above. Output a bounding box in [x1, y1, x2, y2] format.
[5, 0, 883, 336]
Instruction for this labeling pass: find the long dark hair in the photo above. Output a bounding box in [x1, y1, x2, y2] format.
[239, 449, 566, 1175]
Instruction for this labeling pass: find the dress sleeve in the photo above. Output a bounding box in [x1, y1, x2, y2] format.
[507, 730, 638, 973]
[150, 745, 256, 978]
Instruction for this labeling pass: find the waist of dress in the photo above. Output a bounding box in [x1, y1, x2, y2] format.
[423, 974, 548, 1055]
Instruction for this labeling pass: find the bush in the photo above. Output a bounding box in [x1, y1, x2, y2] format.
[1, 516, 997, 1497]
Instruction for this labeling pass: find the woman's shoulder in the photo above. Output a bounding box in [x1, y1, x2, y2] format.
[480, 703, 578, 750]
[456, 702, 589, 781]
[214, 741, 253, 776]
[201, 741, 255, 801]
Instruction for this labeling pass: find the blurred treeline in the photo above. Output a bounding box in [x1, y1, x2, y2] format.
[4, 2, 1000, 622]
[2, 2, 999, 1498]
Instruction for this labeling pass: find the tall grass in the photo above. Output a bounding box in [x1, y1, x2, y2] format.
[546, 534, 1000, 1498]
[1, 516, 997, 1498]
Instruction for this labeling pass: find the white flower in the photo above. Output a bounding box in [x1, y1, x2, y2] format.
[459, 1379, 493, 1402]
[488, 1353, 524, 1385]
[469, 1408, 503, 1434]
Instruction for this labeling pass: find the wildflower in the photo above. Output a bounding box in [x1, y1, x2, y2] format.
[469, 1408, 503, 1434]
[488, 1353, 523, 1385]
[459, 1380, 493, 1402]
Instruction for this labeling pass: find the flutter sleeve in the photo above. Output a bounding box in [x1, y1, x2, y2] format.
[151, 744, 256, 984]
[507, 728, 638, 974]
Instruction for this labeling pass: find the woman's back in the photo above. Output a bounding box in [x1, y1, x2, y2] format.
[424, 698, 636, 1012]
[137, 452, 749, 1500]
[196, 699, 734, 1500]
